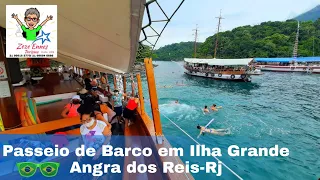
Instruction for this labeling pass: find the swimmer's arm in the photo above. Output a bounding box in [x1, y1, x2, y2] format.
[61, 108, 69, 118]
[197, 130, 203, 138]
[217, 106, 222, 109]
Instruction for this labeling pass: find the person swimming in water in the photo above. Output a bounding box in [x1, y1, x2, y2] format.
[211, 104, 222, 111]
[203, 106, 210, 113]
[175, 100, 179, 104]
[197, 125, 230, 137]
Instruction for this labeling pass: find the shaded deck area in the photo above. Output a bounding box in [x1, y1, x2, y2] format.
[14, 73, 83, 97]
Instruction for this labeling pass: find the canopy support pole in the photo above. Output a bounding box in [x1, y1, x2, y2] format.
[113, 75, 117, 90]
[144, 58, 163, 144]
[136, 73, 145, 115]
[123, 75, 127, 101]
[131, 74, 135, 96]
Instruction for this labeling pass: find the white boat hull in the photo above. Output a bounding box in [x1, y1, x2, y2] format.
[312, 69, 320, 74]
[258, 65, 320, 73]
[184, 71, 251, 82]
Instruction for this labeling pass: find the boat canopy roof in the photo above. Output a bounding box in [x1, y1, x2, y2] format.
[0, 0, 145, 74]
[255, 57, 320, 63]
[184, 58, 254, 66]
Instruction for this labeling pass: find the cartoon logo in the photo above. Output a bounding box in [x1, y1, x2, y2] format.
[16, 162, 60, 178]
[11, 8, 53, 42]
[6, 5, 57, 58]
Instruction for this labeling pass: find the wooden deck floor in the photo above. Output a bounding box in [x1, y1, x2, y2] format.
[14, 73, 83, 97]
[37, 99, 71, 123]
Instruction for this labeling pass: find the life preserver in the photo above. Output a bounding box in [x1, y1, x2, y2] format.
[211, 73, 215, 77]
[230, 74, 235, 79]
[205, 73, 208, 77]
[241, 74, 246, 79]
[218, 73, 222, 77]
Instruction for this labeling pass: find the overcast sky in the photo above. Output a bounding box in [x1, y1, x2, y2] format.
[140, 0, 319, 49]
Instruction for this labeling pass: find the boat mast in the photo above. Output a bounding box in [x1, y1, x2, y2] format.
[193, 24, 198, 58]
[313, 32, 315, 57]
[292, 21, 300, 61]
[214, 9, 224, 59]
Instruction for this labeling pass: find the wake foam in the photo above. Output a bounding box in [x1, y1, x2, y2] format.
[159, 102, 199, 121]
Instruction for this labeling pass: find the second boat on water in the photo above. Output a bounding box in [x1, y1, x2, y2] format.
[184, 58, 261, 82]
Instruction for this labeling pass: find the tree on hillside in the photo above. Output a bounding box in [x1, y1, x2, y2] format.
[136, 44, 158, 62]
[198, 19, 320, 58]
[151, 19, 320, 60]
[153, 42, 202, 61]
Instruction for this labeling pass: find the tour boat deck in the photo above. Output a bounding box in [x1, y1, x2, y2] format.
[37, 99, 71, 123]
[14, 73, 83, 97]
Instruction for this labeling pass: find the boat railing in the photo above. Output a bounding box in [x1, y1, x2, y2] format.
[0, 58, 195, 179]
[185, 66, 246, 75]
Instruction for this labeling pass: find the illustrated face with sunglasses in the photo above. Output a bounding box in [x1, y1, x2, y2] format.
[24, 13, 39, 29]
[11, 8, 53, 41]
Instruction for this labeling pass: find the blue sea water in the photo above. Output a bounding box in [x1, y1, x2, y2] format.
[140, 61, 320, 180]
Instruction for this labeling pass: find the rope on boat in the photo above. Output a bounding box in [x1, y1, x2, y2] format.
[158, 110, 243, 180]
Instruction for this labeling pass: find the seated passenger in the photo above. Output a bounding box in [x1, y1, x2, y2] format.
[62, 71, 70, 81]
[61, 95, 81, 118]
[79, 110, 111, 163]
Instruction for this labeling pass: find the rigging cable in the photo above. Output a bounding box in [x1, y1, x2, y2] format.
[137, 0, 186, 60]
[157, 109, 243, 180]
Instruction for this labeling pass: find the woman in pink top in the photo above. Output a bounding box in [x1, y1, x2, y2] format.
[61, 95, 81, 118]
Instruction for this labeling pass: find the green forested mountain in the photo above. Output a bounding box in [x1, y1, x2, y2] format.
[153, 19, 320, 60]
[199, 19, 320, 58]
[154, 42, 202, 61]
[294, 5, 320, 22]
